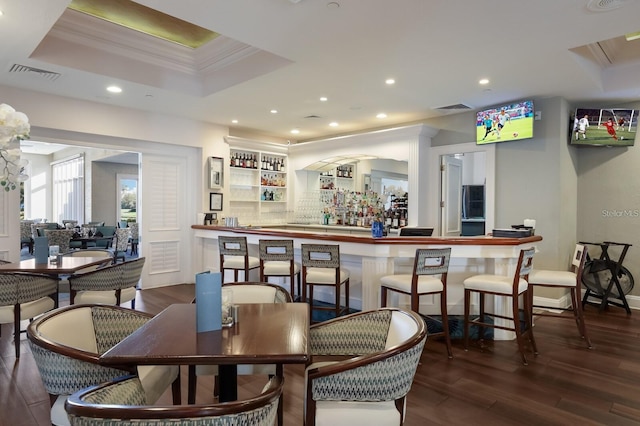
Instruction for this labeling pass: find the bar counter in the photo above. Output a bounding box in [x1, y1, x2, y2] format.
[192, 224, 541, 340]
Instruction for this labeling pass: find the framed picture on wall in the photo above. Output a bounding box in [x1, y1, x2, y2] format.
[208, 157, 224, 189]
[209, 193, 223, 211]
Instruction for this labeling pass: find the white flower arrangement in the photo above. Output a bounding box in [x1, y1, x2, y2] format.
[0, 103, 30, 191]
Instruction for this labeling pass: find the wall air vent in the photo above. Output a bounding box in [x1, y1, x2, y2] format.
[9, 64, 61, 81]
[436, 103, 472, 111]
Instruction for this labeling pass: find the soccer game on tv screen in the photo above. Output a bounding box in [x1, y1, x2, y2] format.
[476, 100, 534, 144]
[571, 108, 637, 147]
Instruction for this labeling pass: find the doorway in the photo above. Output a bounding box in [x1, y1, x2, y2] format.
[117, 173, 138, 226]
[427, 142, 495, 236]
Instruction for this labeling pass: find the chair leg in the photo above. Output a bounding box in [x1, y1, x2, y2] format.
[171, 373, 181, 405]
[187, 365, 197, 404]
[344, 278, 350, 313]
[14, 307, 21, 358]
[308, 284, 314, 322]
[335, 283, 340, 319]
[381, 286, 388, 307]
[523, 290, 538, 355]
[512, 293, 528, 365]
[571, 288, 592, 348]
[463, 289, 470, 351]
[440, 291, 453, 359]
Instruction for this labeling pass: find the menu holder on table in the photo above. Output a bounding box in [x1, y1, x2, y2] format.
[34, 236, 49, 264]
[195, 271, 222, 332]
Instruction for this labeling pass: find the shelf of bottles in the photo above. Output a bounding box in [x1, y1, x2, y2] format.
[260, 155, 286, 203]
[385, 194, 408, 229]
[320, 190, 384, 227]
[228, 148, 288, 225]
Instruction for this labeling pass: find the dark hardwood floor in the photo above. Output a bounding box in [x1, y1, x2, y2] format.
[3, 284, 640, 425]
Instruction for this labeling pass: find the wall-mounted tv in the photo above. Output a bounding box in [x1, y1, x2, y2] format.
[476, 100, 534, 144]
[570, 108, 637, 147]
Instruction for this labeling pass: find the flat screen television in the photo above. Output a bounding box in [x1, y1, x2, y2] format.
[570, 107, 637, 147]
[476, 100, 534, 144]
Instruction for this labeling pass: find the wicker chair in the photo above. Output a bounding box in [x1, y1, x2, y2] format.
[65, 375, 282, 426]
[68, 257, 144, 308]
[20, 220, 34, 254]
[188, 282, 292, 404]
[27, 304, 180, 426]
[44, 229, 75, 254]
[113, 227, 130, 262]
[0, 272, 58, 357]
[305, 308, 427, 426]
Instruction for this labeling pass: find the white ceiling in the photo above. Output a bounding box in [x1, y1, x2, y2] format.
[2, 0, 640, 144]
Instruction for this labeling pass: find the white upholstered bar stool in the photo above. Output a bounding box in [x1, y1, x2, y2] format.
[527, 243, 592, 348]
[259, 239, 301, 300]
[463, 247, 538, 365]
[218, 236, 259, 283]
[301, 244, 350, 323]
[380, 247, 453, 358]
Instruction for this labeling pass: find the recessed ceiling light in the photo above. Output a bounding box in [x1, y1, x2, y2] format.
[290, 129, 300, 134]
[320, 96, 328, 102]
[231, 119, 238, 124]
[270, 109, 278, 114]
[479, 78, 490, 85]
[327, 2, 340, 8]
[376, 113, 387, 119]
[0, 10, 4, 16]
[385, 78, 395, 85]
[329, 122, 339, 127]
[106, 85, 122, 93]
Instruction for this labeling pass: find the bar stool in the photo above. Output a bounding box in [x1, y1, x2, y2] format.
[218, 236, 259, 283]
[463, 247, 537, 365]
[380, 248, 453, 358]
[301, 244, 350, 322]
[527, 243, 592, 348]
[259, 239, 301, 300]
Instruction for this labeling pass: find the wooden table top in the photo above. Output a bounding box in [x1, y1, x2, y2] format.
[100, 303, 310, 366]
[0, 257, 110, 274]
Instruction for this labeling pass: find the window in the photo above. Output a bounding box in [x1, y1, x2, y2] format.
[52, 155, 84, 224]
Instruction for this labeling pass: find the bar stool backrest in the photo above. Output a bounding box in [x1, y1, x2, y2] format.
[414, 248, 451, 276]
[301, 244, 340, 269]
[218, 236, 249, 257]
[259, 239, 294, 261]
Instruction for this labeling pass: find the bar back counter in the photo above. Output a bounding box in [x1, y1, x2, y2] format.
[192, 225, 542, 340]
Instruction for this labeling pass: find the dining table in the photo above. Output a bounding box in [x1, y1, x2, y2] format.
[100, 302, 310, 426]
[0, 257, 114, 307]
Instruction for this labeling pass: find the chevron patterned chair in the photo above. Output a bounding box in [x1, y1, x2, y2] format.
[305, 308, 427, 426]
[0, 272, 58, 358]
[68, 257, 144, 308]
[27, 304, 180, 426]
[64, 374, 282, 426]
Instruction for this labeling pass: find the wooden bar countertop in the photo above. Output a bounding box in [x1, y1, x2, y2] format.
[191, 225, 542, 246]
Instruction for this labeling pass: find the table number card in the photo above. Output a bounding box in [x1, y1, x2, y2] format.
[195, 271, 222, 332]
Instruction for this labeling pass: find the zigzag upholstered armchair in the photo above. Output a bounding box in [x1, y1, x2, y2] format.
[27, 304, 180, 426]
[305, 308, 427, 426]
[64, 375, 283, 426]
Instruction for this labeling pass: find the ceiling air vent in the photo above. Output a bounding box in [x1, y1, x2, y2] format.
[9, 64, 61, 81]
[304, 115, 322, 119]
[587, 0, 629, 12]
[435, 103, 472, 111]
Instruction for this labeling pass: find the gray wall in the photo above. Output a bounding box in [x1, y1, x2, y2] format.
[91, 161, 138, 226]
[577, 100, 640, 297]
[429, 97, 640, 298]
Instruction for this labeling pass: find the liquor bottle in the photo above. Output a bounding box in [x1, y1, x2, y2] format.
[280, 158, 286, 173]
